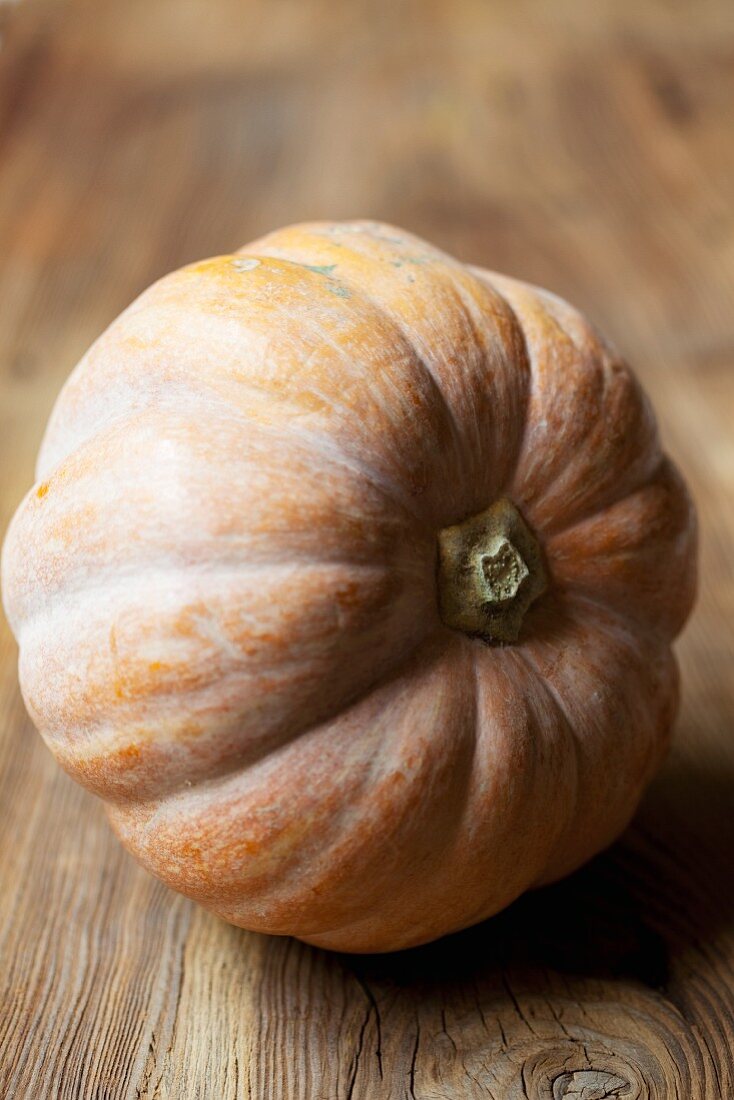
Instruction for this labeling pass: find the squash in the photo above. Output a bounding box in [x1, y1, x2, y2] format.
[1, 220, 697, 953]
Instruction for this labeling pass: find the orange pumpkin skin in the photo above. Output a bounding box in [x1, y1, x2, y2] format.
[1, 221, 696, 953]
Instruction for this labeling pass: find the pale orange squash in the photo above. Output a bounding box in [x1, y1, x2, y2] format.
[1, 221, 697, 952]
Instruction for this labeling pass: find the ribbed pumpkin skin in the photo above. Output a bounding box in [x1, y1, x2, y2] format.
[1, 221, 696, 952]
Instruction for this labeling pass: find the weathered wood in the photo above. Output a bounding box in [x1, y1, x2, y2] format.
[1, 0, 733, 1095]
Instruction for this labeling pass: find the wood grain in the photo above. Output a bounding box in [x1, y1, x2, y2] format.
[1, 0, 733, 1095]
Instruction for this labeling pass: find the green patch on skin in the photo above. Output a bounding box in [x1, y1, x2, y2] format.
[335, 224, 403, 244]
[302, 263, 337, 276]
[390, 256, 430, 269]
[231, 257, 261, 272]
[328, 285, 351, 298]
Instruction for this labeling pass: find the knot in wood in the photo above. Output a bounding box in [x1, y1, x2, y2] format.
[552, 1069, 631, 1099]
[512, 1040, 647, 1100]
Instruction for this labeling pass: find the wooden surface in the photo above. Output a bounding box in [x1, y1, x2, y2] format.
[1, 0, 733, 1096]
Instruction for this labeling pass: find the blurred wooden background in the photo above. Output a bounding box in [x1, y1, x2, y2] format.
[1, 0, 733, 1096]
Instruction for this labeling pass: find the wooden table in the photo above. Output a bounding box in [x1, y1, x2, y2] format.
[1, 1, 732, 1096]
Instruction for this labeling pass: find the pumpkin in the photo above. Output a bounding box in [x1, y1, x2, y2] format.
[1, 220, 697, 953]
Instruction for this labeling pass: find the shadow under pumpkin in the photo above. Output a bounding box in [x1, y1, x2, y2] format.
[236, 740, 734, 1097]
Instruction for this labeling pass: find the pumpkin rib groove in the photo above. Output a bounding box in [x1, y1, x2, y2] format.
[192, 257, 462, 525]
[37, 359, 435, 536]
[518, 601, 677, 884]
[36, 373, 250, 482]
[543, 592, 669, 664]
[232, 244, 473, 521]
[472, 268, 663, 537]
[467, 269, 575, 524]
[559, 589, 670, 645]
[43, 632, 435, 804]
[13, 559, 406, 645]
[6, 478, 429, 635]
[120, 628, 459, 810]
[43, 612, 444, 806]
[543, 452, 667, 544]
[38, 270, 460, 531]
[527, 402, 661, 541]
[105, 630, 465, 848]
[11, 400, 438, 634]
[221, 405, 436, 532]
[268, 252, 470, 503]
[532, 346, 662, 540]
[242, 226, 531, 521]
[438, 268, 534, 503]
[20, 563, 435, 761]
[561, 590, 671, 646]
[288, 276, 469, 524]
[545, 459, 697, 637]
[296, 644, 573, 950]
[215, 392, 438, 532]
[113, 634, 483, 947]
[246, 225, 539, 521]
[513, 646, 582, 886]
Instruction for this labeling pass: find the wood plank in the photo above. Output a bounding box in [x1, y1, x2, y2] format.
[1, 1, 732, 1096]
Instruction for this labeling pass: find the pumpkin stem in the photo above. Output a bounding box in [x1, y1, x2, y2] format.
[437, 498, 547, 644]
